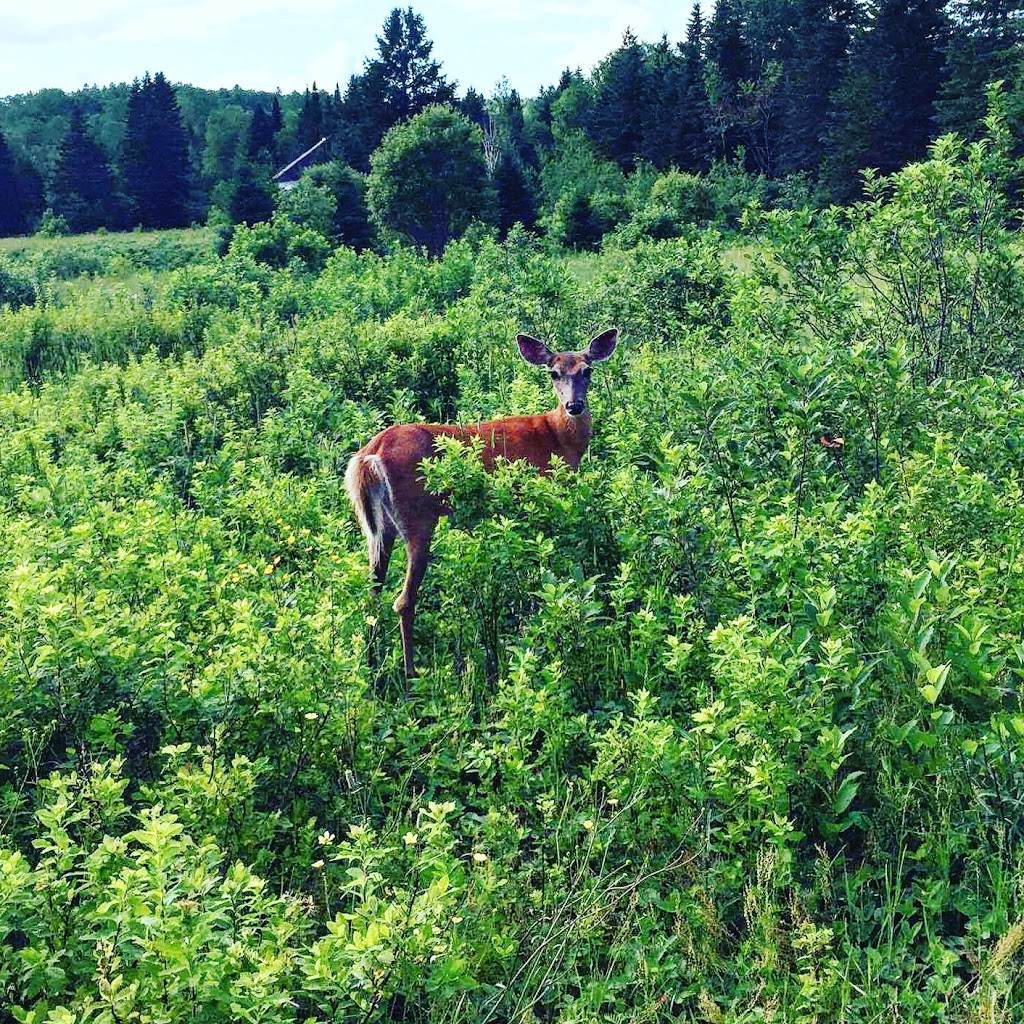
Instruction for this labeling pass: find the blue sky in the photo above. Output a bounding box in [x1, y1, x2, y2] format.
[2, 1, 705, 100]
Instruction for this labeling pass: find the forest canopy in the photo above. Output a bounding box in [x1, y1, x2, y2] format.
[2, 1, 1023, 244]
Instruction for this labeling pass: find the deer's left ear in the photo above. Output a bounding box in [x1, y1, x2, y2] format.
[517, 334, 553, 365]
[585, 328, 618, 362]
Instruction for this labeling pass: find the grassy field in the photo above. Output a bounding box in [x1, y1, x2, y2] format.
[1, 136, 1024, 1021]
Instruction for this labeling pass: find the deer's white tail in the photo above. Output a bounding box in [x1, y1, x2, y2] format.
[344, 453, 399, 567]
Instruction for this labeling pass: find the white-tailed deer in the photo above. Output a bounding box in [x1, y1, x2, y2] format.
[345, 328, 618, 677]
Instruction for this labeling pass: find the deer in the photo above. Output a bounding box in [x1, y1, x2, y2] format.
[344, 328, 618, 678]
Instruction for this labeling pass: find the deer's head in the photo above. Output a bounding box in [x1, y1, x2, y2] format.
[517, 328, 618, 418]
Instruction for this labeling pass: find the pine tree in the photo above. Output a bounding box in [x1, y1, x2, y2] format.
[338, 65, 391, 171]
[641, 36, 684, 170]
[460, 87, 488, 131]
[864, 0, 950, 175]
[938, 0, 1024, 138]
[374, 7, 455, 122]
[0, 126, 38, 236]
[296, 86, 326, 152]
[778, 1, 857, 175]
[590, 29, 650, 170]
[120, 72, 190, 228]
[676, 5, 713, 173]
[705, 0, 751, 159]
[494, 152, 538, 237]
[49, 107, 117, 232]
[337, 9, 453, 171]
[228, 163, 274, 226]
[248, 105, 276, 160]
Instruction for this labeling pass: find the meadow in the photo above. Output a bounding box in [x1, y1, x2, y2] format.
[1, 127, 1024, 1022]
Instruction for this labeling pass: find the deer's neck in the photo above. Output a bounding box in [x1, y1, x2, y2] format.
[547, 404, 592, 468]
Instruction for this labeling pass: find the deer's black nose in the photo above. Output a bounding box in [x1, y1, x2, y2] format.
[566, 401, 584, 417]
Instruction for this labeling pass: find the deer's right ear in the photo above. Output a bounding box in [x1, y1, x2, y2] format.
[517, 334, 552, 366]
[585, 328, 618, 362]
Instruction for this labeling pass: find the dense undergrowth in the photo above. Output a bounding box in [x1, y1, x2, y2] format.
[1, 124, 1024, 1022]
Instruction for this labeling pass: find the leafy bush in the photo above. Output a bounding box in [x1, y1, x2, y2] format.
[0, 258, 35, 309]
[1, 115, 1024, 1021]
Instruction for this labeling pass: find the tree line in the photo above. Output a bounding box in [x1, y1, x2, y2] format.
[1, 1, 1023, 241]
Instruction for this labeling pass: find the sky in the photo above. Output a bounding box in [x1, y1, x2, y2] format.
[1, 0, 705, 101]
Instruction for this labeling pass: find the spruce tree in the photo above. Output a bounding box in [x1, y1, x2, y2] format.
[248, 105, 276, 160]
[228, 163, 274, 226]
[494, 152, 538, 237]
[641, 36, 685, 170]
[120, 72, 190, 228]
[49, 107, 117, 232]
[337, 9, 453, 171]
[0, 126, 33, 235]
[778, 1, 857, 175]
[590, 29, 649, 170]
[338, 65, 391, 171]
[705, 0, 751, 159]
[938, 0, 1024, 138]
[374, 7, 455, 122]
[676, 5, 713, 173]
[861, 0, 950, 175]
[296, 86, 326, 151]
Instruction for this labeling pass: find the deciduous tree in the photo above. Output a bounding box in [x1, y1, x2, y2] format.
[367, 105, 493, 254]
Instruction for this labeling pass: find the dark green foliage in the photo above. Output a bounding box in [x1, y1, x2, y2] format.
[937, 0, 1024, 138]
[459, 85, 488, 130]
[120, 73, 190, 229]
[337, 7, 455, 171]
[296, 85, 326, 152]
[777, 1, 857, 175]
[367, 105, 494, 254]
[494, 153, 538, 237]
[374, 6, 455, 121]
[0, 125, 43, 236]
[227, 163, 275, 226]
[0, 258, 36, 308]
[590, 29, 649, 171]
[49, 108, 121, 233]
[247, 103, 277, 160]
[301, 161, 374, 249]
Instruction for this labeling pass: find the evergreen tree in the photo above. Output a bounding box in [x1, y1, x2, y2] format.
[337, 9, 453, 170]
[49, 107, 118, 232]
[374, 7, 455, 122]
[120, 72, 190, 228]
[460, 87, 489, 131]
[270, 95, 284, 136]
[641, 36, 685, 170]
[248, 105, 276, 160]
[676, 5, 713, 173]
[228, 163, 275, 226]
[296, 86, 326, 152]
[590, 29, 650, 170]
[494, 152, 538, 237]
[777, 1, 856, 175]
[938, 0, 1024, 138]
[705, 0, 751, 159]
[869, 0, 950, 174]
[0, 125, 40, 235]
[337, 65, 391, 171]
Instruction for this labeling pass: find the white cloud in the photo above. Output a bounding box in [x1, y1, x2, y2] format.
[6, 0, 348, 45]
[302, 40, 360, 94]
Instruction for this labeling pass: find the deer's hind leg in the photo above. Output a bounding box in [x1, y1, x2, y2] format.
[371, 525, 397, 596]
[393, 525, 435, 679]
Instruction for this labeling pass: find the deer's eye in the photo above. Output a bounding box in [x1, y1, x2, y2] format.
[549, 370, 561, 381]
[581, 367, 592, 379]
